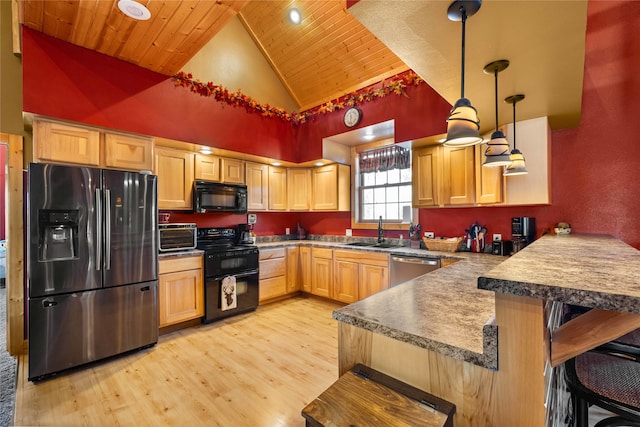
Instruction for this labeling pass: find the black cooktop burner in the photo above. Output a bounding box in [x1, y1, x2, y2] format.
[196, 227, 257, 253]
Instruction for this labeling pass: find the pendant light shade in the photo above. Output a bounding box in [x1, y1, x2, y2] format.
[443, 0, 483, 147]
[504, 94, 528, 176]
[482, 60, 512, 167]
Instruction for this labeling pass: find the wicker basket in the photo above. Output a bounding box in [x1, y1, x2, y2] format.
[422, 237, 463, 253]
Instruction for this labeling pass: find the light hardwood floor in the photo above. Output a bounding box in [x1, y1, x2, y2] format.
[14, 296, 343, 427]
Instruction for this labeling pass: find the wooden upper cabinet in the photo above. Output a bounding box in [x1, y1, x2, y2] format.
[194, 154, 221, 182]
[442, 145, 475, 206]
[287, 168, 312, 211]
[154, 147, 195, 210]
[104, 133, 153, 171]
[312, 164, 350, 211]
[413, 146, 440, 207]
[475, 140, 504, 205]
[221, 158, 245, 184]
[413, 145, 475, 207]
[245, 162, 269, 211]
[33, 119, 100, 166]
[268, 166, 288, 211]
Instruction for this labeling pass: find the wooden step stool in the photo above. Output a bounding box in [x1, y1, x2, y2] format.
[301, 364, 456, 427]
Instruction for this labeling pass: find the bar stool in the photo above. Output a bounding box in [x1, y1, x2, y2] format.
[565, 340, 640, 426]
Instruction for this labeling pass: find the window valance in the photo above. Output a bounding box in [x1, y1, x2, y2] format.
[359, 145, 410, 173]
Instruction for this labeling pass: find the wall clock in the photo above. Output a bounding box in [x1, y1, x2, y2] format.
[343, 107, 362, 128]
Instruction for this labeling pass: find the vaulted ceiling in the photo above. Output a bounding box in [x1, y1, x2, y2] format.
[17, 0, 588, 134]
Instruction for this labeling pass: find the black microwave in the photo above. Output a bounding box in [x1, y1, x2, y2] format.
[193, 181, 248, 214]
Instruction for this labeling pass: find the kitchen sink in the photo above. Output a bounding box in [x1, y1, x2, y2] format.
[372, 243, 403, 249]
[344, 242, 375, 247]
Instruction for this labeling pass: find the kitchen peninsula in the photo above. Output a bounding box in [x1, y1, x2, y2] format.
[334, 234, 640, 426]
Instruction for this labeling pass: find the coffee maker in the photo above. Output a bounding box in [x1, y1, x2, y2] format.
[512, 217, 536, 253]
[237, 223, 254, 245]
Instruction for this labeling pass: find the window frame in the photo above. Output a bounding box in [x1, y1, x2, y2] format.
[350, 139, 413, 231]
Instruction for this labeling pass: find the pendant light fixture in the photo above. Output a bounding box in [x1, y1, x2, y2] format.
[443, 0, 483, 147]
[482, 60, 512, 167]
[503, 94, 528, 176]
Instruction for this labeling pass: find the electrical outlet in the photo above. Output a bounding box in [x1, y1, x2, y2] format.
[425, 231, 435, 238]
[346, 229, 352, 237]
[493, 233, 502, 241]
[286, 228, 290, 235]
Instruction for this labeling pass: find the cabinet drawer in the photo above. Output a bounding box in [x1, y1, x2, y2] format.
[159, 256, 202, 274]
[312, 247, 333, 259]
[259, 258, 286, 279]
[334, 249, 389, 267]
[259, 276, 287, 302]
[259, 247, 286, 260]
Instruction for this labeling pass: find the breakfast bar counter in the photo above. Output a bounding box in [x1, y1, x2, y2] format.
[333, 234, 640, 426]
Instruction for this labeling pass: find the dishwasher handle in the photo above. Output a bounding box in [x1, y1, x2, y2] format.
[391, 256, 440, 266]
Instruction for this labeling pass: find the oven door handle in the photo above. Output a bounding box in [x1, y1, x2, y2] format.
[212, 269, 259, 281]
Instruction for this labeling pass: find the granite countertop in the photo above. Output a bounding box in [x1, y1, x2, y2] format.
[479, 234, 640, 314]
[158, 249, 204, 259]
[256, 238, 464, 261]
[333, 253, 504, 370]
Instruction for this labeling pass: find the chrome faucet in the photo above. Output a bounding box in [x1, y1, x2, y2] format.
[377, 216, 385, 243]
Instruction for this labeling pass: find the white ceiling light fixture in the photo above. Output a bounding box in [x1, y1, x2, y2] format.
[118, 0, 151, 21]
[482, 59, 512, 167]
[442, 0, 483, 147]
[288, 8, 302, 25]
[503, 94, 529, 176]
[199, 147, 213, 155]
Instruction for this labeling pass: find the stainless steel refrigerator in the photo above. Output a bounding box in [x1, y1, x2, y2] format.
[27, 163, 159, 381]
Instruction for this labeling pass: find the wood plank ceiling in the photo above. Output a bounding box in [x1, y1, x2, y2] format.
[18, 0, 410, 111]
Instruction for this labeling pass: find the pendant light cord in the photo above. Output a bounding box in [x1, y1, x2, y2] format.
[460, 7, 467, 98]
[494, 68, 499, 131]
[512, 100, 517, 150]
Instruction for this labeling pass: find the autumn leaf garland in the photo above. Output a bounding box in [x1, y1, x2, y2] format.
[172, 70, 424, 125]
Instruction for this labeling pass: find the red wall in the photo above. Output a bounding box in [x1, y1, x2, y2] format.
[20, 1, 640, 249]
[21, 29, 297, 162]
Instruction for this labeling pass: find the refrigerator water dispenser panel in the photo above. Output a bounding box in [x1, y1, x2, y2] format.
[39, 209, 79, 262]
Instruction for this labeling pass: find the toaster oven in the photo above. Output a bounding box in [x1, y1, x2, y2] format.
[158, 223, 197, 252]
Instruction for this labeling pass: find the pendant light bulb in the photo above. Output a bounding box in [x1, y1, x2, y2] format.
[443, 0, 483, 147]
[504, 94, 528, 176]
[482, 60, 512, 167]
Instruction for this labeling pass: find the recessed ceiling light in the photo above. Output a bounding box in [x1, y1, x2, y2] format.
[288, 8, 302, 25]
[199, 147, 213, 155]
[315, 162, 324, 167]
[363, 134, 376, 141]
[272, 162, 282, 167]
[118, 0, 151, 21]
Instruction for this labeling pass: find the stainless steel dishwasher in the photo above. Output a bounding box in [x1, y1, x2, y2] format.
[390, 255, 440, 286]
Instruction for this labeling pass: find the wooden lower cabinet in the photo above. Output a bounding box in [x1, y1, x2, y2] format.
[311, 247, 333, 298]
[300, 246, 312, 293]
[334, 260, 359, 303]
[259, 247, 287, 302]
[334, 249, 389, 301]
[158, 256, 204, 327]
[359, 264, 389, 299]
[286, 247, 300, 293]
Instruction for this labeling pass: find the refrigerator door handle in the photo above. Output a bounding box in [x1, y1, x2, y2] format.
[105, 189, 111, 270]
[96, 188, 102, 271]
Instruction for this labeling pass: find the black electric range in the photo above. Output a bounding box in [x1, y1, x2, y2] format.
[196, 227, 259, 323]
